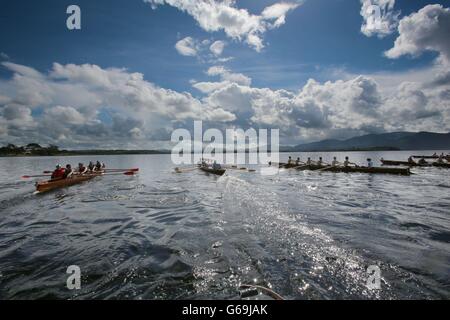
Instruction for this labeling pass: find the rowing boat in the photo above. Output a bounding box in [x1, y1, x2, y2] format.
[35, 171, 104, 193]
[380, 159, 430, 167]
[199, 166, 226, 176]
[433, 162, 450, 168]
[36, 175, 94, 193]
[412, 155, 450, 160]
[278, 163, 410, 175]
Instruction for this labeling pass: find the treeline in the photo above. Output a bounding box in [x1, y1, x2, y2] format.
[0, 143, 171, 156]
[0, 143, 62, 156]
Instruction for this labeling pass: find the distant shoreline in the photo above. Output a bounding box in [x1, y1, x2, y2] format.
[1, 149, 449, 158]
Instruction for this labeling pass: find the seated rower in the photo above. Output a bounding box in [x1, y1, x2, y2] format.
[101, 162, 106, 169]
[306, 157, 313, 165]
[64, 164, 73, 179]
[343, 156, 357, 167]
[212, 160, 221, 170]
[95, 161, 102, 172]
[317, 157, 324, 166]
[51, 164, 65, 180]
[331, 157, 340, 167]
[367, 158, 374, 168]
[295, 157, 301, 165]
[418, 157, 427, 165]
[432, 152, 437, 157]
[78, 163, 88, 174]
[88, 161, 95, 172]
[407, 156, 416, 164]
[437, 154, 445, 163]
[287, 156, 293, 165]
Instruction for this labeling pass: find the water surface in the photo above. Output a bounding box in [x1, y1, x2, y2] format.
[0, 151, 449, 299]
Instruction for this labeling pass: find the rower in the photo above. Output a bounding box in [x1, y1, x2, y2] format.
[295, 157, 301, 165]
[88, 161, 95, 172]
[418, 157, 427, 165]
[306, 157, 313, 165]
[212, 160, 222, 170]
[287, 156, 293, 165]
[367, 158, 374, 168]
[51, 164, 65, 180]
[78, 163, 88, 174]
[331, 157, 340, 167]
[95, 161, 102, 171]
[64, 164, 73, 179]
[317, 157, 324, 166]
[343, 157, 357, 167]
[437, 154, 445, 164]
[407, 156, 415, 164]
[101, 162, 106, 169]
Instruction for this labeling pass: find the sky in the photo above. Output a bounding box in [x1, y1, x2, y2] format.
[0, 0, 449, 149]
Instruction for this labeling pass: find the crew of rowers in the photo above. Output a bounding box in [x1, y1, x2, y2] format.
[51, 161, 105, 180]
[403, 153, 449, 165]
[200, 158, 223, 170]
[286, 156, 372, 168]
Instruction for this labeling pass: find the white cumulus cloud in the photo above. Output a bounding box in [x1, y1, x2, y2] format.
[385, 4, 450, 64]
[145, 0, 301, 51]
[210, 40, 226, 56]
[175, 36, 199, 56]
[360, 0, 399, 37]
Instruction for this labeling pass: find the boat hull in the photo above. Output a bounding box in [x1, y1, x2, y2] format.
[278, 163, 410, 175]
[433, 162, 450, 168]
[380, 160, 430, 167]
[412, 155, 450, 160]
[35, 173, 101, 193]
[199, 166, 226, 176]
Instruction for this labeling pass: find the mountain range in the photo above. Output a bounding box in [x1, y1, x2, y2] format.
[283, 132, 450, 152]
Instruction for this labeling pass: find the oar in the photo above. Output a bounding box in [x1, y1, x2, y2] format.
[43, 168, 139, 174]
[174, 167, 199, 173]
[22, 174, 51, 179]
[280, 163, 309, 170]
[101, 171, 136, 176]
[225, 165, 256, 172]
[314, 165, 336, 172]
[104, 168, 139, 172]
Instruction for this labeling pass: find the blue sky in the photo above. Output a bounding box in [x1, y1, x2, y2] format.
[0, 0, 449, 148]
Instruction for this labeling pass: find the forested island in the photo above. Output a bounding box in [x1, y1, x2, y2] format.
[0, 143, 171, 156]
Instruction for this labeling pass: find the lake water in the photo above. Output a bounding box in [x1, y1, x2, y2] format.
[0, 151, 449, 299]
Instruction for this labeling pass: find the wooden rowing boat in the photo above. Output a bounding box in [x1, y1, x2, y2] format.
[380, 159, 430, 167]
[278, 163, 410, 175]
[36, 175, 94, 193]
[412, 155, 450, 160]
[199, 166, 226, 176]
[35, 171, 105, 193]
[432, 162, 450, 168]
